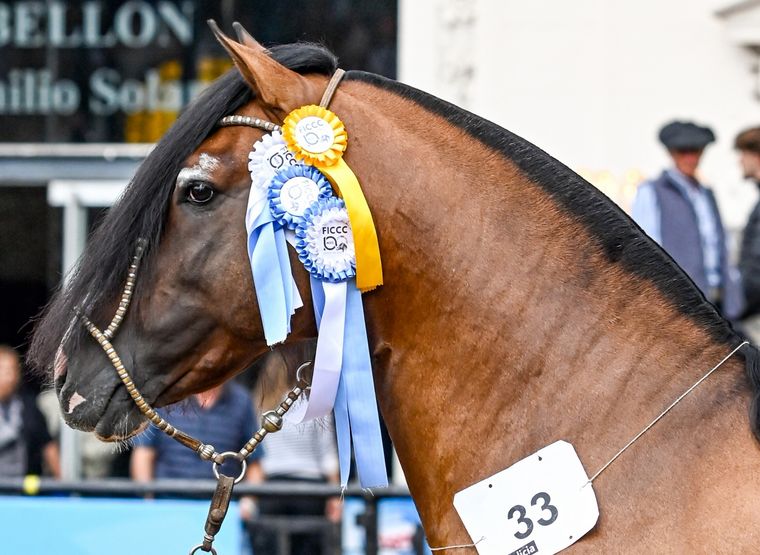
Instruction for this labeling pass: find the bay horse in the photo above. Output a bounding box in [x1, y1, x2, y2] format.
[30, 24, 760, 551]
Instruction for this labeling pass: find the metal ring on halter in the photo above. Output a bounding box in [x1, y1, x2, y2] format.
[295, 360, 312, 389]
[212, 451, 248, 484]
[189, 545, 217, 555]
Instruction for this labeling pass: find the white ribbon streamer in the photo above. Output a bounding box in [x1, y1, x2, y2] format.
[285, 281, 346, 423]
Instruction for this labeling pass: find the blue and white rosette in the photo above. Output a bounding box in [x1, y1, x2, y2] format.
[246, 131, 302, 346]
[292, 197, 388, 488]
[268, 164, 333, 230]
[248, 130, 298, 190]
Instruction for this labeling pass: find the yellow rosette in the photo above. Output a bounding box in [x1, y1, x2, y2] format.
[283, 105, 383, 291]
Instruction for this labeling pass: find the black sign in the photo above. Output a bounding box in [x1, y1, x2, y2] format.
[507, 541, 538, 555]
[0, 0, 397, 143]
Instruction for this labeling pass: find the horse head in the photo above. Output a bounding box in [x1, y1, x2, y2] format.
[29, 25, 336, 440]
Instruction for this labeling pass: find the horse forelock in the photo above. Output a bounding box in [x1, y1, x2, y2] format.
[28, 43, 339, 374]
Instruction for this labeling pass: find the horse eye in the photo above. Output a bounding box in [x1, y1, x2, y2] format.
[187, 181, 215, 205]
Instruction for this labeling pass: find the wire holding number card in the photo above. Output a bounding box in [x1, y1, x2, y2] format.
[429, 535, 486, 552]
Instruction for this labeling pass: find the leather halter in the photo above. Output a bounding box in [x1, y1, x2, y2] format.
[217, 68, 346, 132]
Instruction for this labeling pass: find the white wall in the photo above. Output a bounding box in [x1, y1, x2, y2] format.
[399, 0, 760, 232]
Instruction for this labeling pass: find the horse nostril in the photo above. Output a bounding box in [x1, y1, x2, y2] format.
[54, 346, 68, 381]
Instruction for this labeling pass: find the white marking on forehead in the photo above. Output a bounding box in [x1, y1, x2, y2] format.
[67, 392, 86, 414]
[198, 153, 220, 172]
[177, 153, 221, 185]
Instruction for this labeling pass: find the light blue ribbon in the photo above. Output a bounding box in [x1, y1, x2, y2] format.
[248, 207, 295, 346]
[311, 276, 388, 488]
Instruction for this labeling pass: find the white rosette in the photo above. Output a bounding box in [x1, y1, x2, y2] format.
[248, 130, 298, 188]
[247, 131, 298, 225]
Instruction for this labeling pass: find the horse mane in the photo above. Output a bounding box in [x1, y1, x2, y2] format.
[345, 70, 760, 439]
[743, 343, 760, 439]
[28, 43, 338, 374]
[29, 41, 760, 441]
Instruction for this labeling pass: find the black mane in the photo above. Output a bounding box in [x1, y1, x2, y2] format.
[346, 71, 736, 342]
[29, 43, 338, 372]
[346, 70, 760, 439]
[29, 43, 760, 441]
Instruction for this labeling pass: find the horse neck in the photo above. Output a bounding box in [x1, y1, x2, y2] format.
[327, 80, 742, 540]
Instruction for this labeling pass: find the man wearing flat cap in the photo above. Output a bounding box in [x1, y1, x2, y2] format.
[734, 126, 760, 333]
[632, 120, 743, 319]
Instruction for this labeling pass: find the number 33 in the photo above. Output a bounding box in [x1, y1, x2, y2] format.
[508, 492, 559, 539]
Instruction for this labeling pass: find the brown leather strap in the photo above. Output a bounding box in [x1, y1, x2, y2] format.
[319, 68, 346, 109]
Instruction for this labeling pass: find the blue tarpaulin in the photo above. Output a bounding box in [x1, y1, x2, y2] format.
[0, 496, 241, 554]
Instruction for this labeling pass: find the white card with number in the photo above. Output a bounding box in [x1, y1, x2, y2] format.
[453, 440, 599, 555]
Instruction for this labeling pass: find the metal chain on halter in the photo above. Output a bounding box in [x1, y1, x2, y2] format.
[217, 114, 281, 133]
[81, 241, 311, 554]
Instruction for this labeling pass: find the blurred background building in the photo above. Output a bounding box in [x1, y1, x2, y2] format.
[401, 0, 760, 231]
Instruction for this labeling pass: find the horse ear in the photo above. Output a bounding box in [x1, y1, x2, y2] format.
[207, 20, 317, 116]
[232, 21, 257, 49]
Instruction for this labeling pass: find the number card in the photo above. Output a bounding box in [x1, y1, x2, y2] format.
[453, 441, 598, 555]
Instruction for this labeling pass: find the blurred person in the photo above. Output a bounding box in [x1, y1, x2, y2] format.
[250, 349, 341, 555]
[0, 346, 60, 478]
[130, 381, 264, 519]
[734, 126, 760, 340]
[632, 120, 743, 319]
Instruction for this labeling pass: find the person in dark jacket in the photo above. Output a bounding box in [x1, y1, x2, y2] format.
[0, 346, 60, 478]
[631, 120, 743, 319]
[735, 127, 760, 322]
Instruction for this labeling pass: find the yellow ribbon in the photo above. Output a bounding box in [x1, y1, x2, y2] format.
[283, 105, 383, 291]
